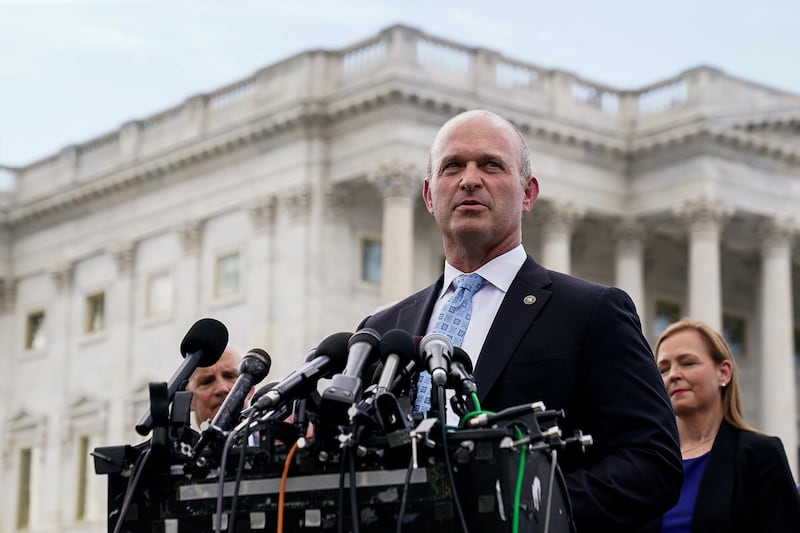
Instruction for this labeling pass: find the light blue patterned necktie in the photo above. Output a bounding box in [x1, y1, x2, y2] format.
[414, 273, 486, 415]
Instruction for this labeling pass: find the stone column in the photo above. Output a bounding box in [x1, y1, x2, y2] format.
[272, 187, 312, 376]
[40, 262, 75, 528]
[176, 220, 204, 331]
[677, 199, 731, 331]
[613, 218, 646, 321]
[108, 244, 136, 443]
[246, 196, 276, 351]
[369, 161, 421, 305]
[540, 202, 584, 274]
[757, 219, 797, 477]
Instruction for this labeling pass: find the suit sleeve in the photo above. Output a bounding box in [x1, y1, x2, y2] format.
[743, 435, 800, 531]
[564, 287, 683, 531]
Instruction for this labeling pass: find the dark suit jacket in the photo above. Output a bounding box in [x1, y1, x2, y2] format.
[359, 256, 683, 532]
[646, 420, 800, 532]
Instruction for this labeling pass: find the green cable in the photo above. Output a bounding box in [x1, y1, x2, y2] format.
[512, 425, 526, 533]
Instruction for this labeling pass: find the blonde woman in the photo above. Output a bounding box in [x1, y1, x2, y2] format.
[652, 319, 800, 532]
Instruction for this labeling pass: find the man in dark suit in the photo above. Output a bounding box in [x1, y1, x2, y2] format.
[358, 109, 682, 531]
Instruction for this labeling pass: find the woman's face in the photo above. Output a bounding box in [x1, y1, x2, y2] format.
[656, 329, 731, 417]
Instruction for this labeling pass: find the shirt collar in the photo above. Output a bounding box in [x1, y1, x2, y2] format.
[440, 244, 526, 298]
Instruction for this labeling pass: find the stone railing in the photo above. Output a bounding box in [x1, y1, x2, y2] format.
[8, 24, 799, 204]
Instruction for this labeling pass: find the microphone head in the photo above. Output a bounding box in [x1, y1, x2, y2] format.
[379, 329, 416, 365]
[252, 381, 280, 404]
[315, 331, 352, 374]
[240, 348, 272, 383]
[348, 328, 381, 350]
[451, 346, 473, 374]
[419, 332, 453, 358]
[179, 318, 229, 367]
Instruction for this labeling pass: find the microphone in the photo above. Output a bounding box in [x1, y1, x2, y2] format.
[448, 346, 477, 395]
[375, 329, 417, 394]
[320, 329, 381, 420]
[251, 332, 351, 412]
[208, 348, 271, 431]
[419, 332, 453, 387]
[135, 318, 229, 435]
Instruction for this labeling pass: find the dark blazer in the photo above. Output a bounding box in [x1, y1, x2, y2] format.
[359, 256, 683, 532]
[690, 420, 800, 532]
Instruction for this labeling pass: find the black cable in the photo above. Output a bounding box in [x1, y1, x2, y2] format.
[396, 456, 414, 533]
[111, 446, 152, 533]
[228, 411, 255, 532]
[348, 444, 361, 533]
[214, 428, 238, 533]
[436, 385, 468, 533]
[337, 448, 347, 533]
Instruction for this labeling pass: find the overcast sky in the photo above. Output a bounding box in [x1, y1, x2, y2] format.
[1, 0, 797, 169]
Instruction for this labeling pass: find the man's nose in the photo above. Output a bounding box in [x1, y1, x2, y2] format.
[459, 163, 482, 189]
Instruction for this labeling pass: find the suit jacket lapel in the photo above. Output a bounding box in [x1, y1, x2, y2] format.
[474, 257, 552, 403]
[395, 275, 444, 336]
[693, 420, 736, 532]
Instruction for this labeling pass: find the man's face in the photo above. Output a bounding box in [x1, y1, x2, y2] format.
[424, 113, 538, 255]
[186, 348, 239, 425]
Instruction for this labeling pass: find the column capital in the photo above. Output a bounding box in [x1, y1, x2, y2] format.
[756, 218, 796, 252]
[247, 195, 277, 230]
[177, 219, 204, 255]
[49, 261, 75, 292]
[612, 217, 647, 242]
[0, 276, 16, 312]
[537, 201, 586, 235]
[111, 242, 137, 274]
[675, 198, 733, 232]
[281, 185, 312, 219]
[368, 160, 422, 199]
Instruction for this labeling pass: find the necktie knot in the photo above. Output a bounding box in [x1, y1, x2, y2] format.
[454, 273, 485, 295]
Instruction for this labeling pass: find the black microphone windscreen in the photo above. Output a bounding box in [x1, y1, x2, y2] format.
[179, 318, 229, 366]
[316, 331, 352, 373]
[241, 348, 272, 381]
[379, 329, 416, 365]
[451, 346, 474, 374]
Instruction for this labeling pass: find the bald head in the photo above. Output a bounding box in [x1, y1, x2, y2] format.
[427, 110, 532, 185]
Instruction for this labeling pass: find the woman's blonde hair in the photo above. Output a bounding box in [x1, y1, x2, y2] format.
[655, 318, 754, 432]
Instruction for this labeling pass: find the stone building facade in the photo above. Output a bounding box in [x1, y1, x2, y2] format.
[0, 24, 798, 532]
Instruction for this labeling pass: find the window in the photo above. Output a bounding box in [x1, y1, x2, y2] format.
[16, 447, 32, 529]
[722, 314, 746, 358]
[361, 239, 382, 283]
[653, 300, 681, 339]
[75, 435, 90, 520]
[85, 292, 105, 333]
[25, 310, 46, 350]
[146, 272, 173, 319]
[215, 252, 241, 298]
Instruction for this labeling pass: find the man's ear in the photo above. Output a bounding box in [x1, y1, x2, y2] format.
[423, 179, 435, 214]
[522, 175, 539, 213]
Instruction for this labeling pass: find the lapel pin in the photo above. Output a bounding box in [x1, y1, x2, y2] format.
[523, 295, 537, 305]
